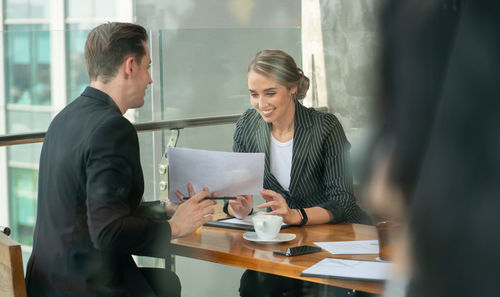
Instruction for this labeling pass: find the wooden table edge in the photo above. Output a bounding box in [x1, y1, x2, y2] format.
[170, 235, 384, 294]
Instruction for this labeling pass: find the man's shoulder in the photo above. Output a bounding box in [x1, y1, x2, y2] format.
[59, 93, 120, 120]
[48, 94, 125, 139]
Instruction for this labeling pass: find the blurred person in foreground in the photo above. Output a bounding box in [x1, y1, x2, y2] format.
[365, 1, 500, 296]
[25, 22, 216, 297]
[227, 49, 371, 297]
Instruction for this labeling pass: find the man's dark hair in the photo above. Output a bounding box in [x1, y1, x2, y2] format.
[84, 22, 148, 83]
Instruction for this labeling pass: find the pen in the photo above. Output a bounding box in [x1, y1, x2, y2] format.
[182, 196, 237, 200]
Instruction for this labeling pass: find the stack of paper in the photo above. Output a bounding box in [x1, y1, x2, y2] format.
[204, 212, 291, 231]
[301, 258, 393, 281]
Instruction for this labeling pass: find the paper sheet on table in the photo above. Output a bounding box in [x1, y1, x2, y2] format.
[222, 212, 289, 226]
[314, 240, 379, 255]
[168, 147, 265, 202]
[221, 212, 263, 226]
[301, 258, 393, 281]
[222, 216, 254, 226]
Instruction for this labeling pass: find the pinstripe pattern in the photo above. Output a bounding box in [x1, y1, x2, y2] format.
[233, 101, 371, 224]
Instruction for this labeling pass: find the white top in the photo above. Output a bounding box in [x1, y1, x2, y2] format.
[269, 134, 293, 191]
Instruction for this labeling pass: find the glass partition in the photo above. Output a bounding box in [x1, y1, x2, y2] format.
[8, 165, 38, 246]
[1, 4, 311, 294]
[4, 0, 49, 19]
[4, 25, 51, 106]
[157, 28, 301, 120]
[1, 25, 301, 246]
[66, 0, 116, 18]
[66, 26, 92, 101]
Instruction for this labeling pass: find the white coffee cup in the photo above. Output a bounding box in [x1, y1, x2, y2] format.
[252, 215, 283, 240]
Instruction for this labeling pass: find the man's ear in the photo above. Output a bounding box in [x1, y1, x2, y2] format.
[123, 56, 135, 79]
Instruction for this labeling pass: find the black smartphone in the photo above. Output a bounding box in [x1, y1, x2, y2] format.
[273, 245, 322, 256]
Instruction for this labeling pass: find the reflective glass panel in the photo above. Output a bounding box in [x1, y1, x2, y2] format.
[8, 166, 38, 246]
[4, 0, 49, 19]
[66, 25, 94, 101]
[66, 0, 116, 18]
[4, 25, 51, 106]
[156, 28, 301, 120]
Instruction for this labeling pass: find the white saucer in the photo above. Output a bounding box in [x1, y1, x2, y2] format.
[243, 232, 296, 244]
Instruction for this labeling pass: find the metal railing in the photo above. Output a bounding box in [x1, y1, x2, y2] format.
[0, 107, 328, 147]
[0, 114, 242, 147]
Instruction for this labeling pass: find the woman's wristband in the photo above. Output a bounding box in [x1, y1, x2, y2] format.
[223, 202, 230, 216]
[297, 208, 308, 226]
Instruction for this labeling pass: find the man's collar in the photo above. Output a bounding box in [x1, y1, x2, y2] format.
[81, 86, 121, 113]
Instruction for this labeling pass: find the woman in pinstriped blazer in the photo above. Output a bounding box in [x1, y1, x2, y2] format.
[227, 50, 371, 226]
[229, 50, 371, 297]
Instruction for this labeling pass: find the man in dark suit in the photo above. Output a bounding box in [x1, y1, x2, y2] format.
[25, 22, 216, 297]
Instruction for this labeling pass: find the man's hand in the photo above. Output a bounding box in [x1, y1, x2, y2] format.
[162, 200, 180, 218]
[168, 190, 216, 238]
[167, 182, 198, 217]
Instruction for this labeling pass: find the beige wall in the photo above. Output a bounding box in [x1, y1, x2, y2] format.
[320, 0, 383, 176]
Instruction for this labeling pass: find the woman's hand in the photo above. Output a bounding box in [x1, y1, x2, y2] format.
[174, 182, 197, 201]
[228, 195, 253, 219]
[258, 189, 301, 225]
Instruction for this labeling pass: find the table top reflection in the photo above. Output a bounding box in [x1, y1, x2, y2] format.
[171, 223, 384, 294]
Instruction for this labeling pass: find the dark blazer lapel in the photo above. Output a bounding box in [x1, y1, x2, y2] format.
[289, 102, 313, 195]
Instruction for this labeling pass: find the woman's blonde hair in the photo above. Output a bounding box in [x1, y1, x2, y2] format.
[247, 50, 310, 100]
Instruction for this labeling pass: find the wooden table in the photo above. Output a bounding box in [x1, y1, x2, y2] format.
[171, 223, 383, 294]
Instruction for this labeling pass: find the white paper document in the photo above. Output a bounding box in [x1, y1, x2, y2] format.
[221, 216, 255, 226]
[301, 258, 393, 281]
[168, 147, 265, 202]
[221, 212, 289, 227]
[314, 240, 379, 255]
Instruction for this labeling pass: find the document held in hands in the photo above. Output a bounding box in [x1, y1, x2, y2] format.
[168, 147, 265, 202]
